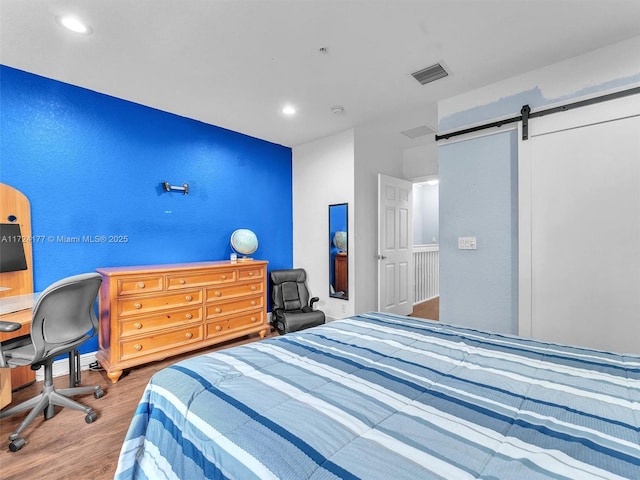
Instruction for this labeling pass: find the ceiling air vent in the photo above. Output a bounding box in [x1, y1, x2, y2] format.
[400, 125, 435, 139]
[411, 63, 448, 85]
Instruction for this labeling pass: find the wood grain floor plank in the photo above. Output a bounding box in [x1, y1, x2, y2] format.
[411, 296, 439, 321]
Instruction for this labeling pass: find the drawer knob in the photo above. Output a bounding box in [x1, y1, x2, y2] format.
[137, 282, 145, 289]
[214, 291, 221, 297]
[185, 313, 193, 320]
[215, 325, 222, 332]
[250, 317, 257, 323]
[179, 279, 186, 285]
[134, 344, 142, 351]
[134, 322, 142, 330]
[185, 295, 193, 301]
[251, 300, 257, 306]
[250, 286, 257, 291]
[185, 332, 193, 339]
[221, 275, 227, 280]
[249, 272, 254, 276]
[215, 307, 222, 314]
[134, 302, 142, 309]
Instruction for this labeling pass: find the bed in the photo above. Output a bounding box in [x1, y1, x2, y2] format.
[115, 312, 640, 479]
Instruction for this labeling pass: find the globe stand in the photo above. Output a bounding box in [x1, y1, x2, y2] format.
[237, 256, 254, 262]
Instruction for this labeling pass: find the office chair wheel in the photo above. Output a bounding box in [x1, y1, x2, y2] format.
[85, 411, 98, 423]
[94, 388, 105, 399]
[44, 404, 55, 420]
[9, 438, 26, 452]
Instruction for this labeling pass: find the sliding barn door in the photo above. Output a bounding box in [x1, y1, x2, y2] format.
[519, 96, 640, 354]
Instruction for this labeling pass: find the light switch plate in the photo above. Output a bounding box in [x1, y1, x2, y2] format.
[458, 236, 477, 250]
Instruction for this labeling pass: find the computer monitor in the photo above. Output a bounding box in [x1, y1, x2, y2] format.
[0, 223, 28, 273]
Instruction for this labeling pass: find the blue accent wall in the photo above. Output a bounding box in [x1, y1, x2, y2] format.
[0, 65, 293, 353]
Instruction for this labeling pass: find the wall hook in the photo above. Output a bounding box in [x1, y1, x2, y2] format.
[162, 182, 189, 195]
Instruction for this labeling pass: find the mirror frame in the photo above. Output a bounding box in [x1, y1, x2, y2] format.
[329, 203, 348, 300]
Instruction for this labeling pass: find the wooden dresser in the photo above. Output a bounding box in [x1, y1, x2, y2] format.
[96, 260, 268, 383]
[334, 252, 348, 297]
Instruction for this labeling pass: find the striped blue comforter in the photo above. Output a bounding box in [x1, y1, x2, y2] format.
[115, 312, 640, 479]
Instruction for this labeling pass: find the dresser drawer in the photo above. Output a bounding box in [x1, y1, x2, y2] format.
[118, 289, 201, 317]
[206, 295, 263, 319]
[228, 311, 264, 331]
[238, 266, 264, 281]
[206, 311, 264, 338]
[117, 275, 163, 296]
[206, 281, 263, 302]
[120, 307, 202, 337]
[167, 269, 237, 289]
[120, 325, 203, 360]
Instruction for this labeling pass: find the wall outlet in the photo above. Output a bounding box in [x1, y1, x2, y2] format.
[458, 236, 477, 250]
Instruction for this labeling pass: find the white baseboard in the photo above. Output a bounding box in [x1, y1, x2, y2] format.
[36, 352, 98, 382]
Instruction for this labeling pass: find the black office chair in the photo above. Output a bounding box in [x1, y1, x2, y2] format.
[270, 268, 325, 335]
[0, 273, 105, 452]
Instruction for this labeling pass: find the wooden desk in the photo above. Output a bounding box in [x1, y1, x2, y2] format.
[1, 183, 36, 406]
[0, 293, 40, 394]
[0, 368, 9, 409]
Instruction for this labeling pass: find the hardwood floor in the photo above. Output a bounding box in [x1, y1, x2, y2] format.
[411, 296, 439, 321]
[0, 329, 275, 480]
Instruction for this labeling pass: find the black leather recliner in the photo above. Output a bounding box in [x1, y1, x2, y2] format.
[270, 268, 325, 335]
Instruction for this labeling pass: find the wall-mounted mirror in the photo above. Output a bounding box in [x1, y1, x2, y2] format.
[329, 203, 348, 300]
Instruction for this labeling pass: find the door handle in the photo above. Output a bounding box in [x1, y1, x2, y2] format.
[376, 254, 387, 260]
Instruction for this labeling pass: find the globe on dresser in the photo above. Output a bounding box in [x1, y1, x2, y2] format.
[333, 231, 347, 252]
[230, 229, 258, 261]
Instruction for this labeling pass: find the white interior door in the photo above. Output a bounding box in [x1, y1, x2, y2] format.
[519, 96, 640, 354]
[377, 174, 413, 315]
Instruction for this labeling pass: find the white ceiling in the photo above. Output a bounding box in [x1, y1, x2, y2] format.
[2, 1, 640, 148]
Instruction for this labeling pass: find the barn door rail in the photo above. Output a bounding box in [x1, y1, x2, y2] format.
[435, 85, 640, 142]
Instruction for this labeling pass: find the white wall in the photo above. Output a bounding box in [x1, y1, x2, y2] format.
[402, 142, 438, 180]
[292, 129, 355, 320]
[440, 36, 640, 132]
[293, 124, 407, 319]
[353, 125, 405, 313]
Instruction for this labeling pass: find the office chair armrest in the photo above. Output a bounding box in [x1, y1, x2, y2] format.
[0, 321, 22, 333]
[0, 322, 22, 368]
[309, 297, 319, 309]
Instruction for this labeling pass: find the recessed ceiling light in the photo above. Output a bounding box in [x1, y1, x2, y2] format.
[426, 179, 439, 186]
[56, 15, 93, 35]
[282, 105, 296, 116]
